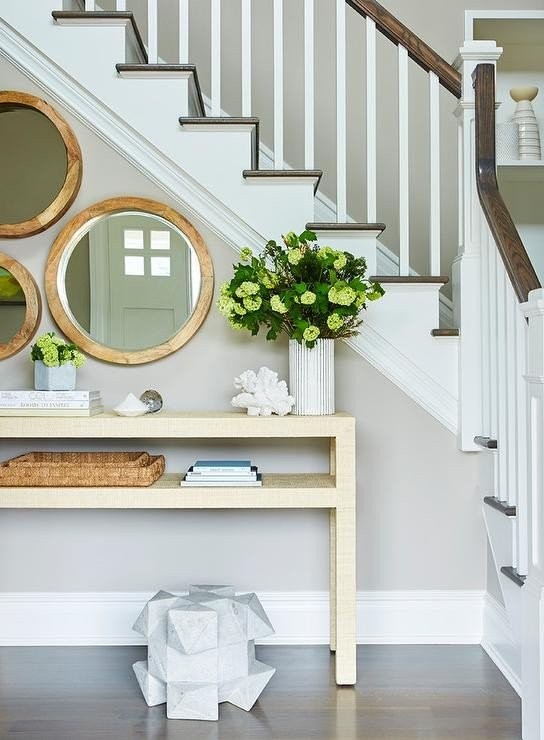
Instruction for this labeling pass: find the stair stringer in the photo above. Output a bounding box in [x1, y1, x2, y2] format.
[0, 16, 458, 434]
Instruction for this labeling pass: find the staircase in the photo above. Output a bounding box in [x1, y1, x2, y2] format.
[0, 0, 461, 432]
[2, 1, 544, 738]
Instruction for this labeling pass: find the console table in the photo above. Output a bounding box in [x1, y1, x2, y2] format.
[0, 411, 357, 685]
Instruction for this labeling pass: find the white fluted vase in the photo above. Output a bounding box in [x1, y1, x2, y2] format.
[510, 86, 541, 161]
[289, 339, 335, 415]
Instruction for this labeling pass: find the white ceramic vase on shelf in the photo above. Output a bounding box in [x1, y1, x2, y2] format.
[289, 338, 335, 415]
[510, 86, 541, 161]
[34, 360, 76, 391]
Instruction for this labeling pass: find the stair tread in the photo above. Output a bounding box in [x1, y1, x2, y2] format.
[431, 328, 459, 337]
[474, 435, 498, 450]
[500, 566, 526, 587]
[52, 11, 147, 64]
[483, 495, 516, 517]
[370, 275, 450, 285]
[179, 116, 260, 125]
[243, 169, 323, 194]
[306, 222, 386, 233]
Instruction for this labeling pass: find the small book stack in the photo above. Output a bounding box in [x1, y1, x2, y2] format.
[180, 460, 262, 487]
[0, 390, 103, 417]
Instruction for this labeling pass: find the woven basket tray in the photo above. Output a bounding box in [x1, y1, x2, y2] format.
[0, 451, 165, 487]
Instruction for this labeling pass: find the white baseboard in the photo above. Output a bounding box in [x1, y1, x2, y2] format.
[0, 590, 484, 647]
[481, 593, 521, 695]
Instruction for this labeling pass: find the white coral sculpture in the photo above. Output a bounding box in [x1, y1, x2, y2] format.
[231, 367, 295, 416]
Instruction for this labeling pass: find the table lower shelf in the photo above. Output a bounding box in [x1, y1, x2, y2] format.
[0, 473, 338, 508]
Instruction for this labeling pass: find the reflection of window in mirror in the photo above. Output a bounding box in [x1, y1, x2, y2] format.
[0, 267, 26, 344]
[64, 212, 202, 352]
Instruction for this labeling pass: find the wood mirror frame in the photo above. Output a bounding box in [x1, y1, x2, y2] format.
[0, 91, 83, 239]
[0, 252, 42, 360]
[45, 197, 214, 365]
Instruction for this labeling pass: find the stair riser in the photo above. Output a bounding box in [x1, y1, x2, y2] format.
[304, 231, 381, 276]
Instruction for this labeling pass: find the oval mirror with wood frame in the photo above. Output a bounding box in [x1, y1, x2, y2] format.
[0, 253, 42, 360]
[0, 91, 82, 239]
[45, 197, 214, 365]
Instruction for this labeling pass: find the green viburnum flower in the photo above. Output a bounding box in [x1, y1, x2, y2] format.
[260, 271, 277, 290]
[284, 231, 298, 248]
[317, 246, 335, 261]
[72, 351, 85, 369]
[287, 248, 303, 265]
[333, 253, 347, 270]
[303, 325, 320, 342]
[240, 247, 253, 262]
[228, 318, 245, 330]
[243, 295, 262, 312]
[235, 281, 259, 298]
[354, 293, 366, 309]
[327, 313, 344, 331]
[232, 301, 247, 316]
[270, 295, 288, 314]
[217, 283, 236, 316]
[42, 349, 59, 367]
[300, 290, 316, 305]
[328, 285, 357, 306]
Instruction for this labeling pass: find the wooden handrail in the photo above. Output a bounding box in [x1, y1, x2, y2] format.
[345, 0, 462, 98]
[473, 64, 540, 303]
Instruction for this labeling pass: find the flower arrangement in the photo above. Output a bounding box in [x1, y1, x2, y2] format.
[218, 230, 384, 347]
[30, 332, 86, 368]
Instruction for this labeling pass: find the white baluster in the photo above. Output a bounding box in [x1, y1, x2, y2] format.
[429, 72, 440, 275]
[480, 219, 491, 436]
[516, 303, 528, 575]
[336, 0, 346, 221]
[211, 0, 221, 116]
[116, 0, 126, 10]
[179, 0, 189, 64]
[496, 263, 508, 505]
[304, 0, 314, 169]
[85, 0, 95, 10]
[398, 45, 409, 274]
[273, 0, 284, 168]
[147, 0, 158, 64]
[505, 282, 518, 509]
[366, 18, 376, 223]
[487, 229, 499, 493]
[241, 0, 252, 117]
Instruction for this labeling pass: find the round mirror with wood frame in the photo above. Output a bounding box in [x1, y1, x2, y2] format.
[0, 252, 42, 360]
[0, 91, 82, 239]
[45, 197, 214, 365]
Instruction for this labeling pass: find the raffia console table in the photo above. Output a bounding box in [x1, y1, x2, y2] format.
[0, 411, 357, 685]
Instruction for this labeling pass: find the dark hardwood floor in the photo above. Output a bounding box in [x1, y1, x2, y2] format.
[0, 645, 520, 739]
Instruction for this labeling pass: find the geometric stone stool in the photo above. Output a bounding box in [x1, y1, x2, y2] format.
[132, 585, 275, 720]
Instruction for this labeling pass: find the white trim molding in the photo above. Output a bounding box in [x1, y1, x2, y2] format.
[0, 590, 484, 647]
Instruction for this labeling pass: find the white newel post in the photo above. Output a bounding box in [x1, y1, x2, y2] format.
[522, 288, 544, 740]
[453, 41, 502, 451]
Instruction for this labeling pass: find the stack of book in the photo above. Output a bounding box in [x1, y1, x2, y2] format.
[181, 460, 262, 487]
[0, 390, 103, 417]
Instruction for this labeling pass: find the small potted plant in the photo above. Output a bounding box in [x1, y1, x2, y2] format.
[30, 332, 86, 391]
[218, 230, 384, 414]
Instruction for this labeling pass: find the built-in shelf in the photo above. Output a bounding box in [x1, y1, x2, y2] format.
[498, 162, 544, 183]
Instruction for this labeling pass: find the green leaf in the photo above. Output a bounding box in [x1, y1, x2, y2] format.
[294, 282, 307, 294]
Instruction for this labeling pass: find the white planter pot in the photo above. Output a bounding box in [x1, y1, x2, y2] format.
[289, 338, 335, 415]
[34, 361, 76, 391]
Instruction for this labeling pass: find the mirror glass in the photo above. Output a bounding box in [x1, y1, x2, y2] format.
[0, 267, 26, 343]
[0, 104, 68, 225]
[61, 211, 202, 352]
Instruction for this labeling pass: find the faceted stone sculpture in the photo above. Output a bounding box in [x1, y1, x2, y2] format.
[132, 585, 275, 721]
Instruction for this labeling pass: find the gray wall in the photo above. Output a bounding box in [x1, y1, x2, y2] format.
[0, 57, 484, 594]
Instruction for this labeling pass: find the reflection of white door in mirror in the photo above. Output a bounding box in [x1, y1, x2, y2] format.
[88, 214, 193, 351]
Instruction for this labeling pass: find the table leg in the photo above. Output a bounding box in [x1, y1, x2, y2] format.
[334, 503, 356, 685]
[329, 508, 337, 652]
